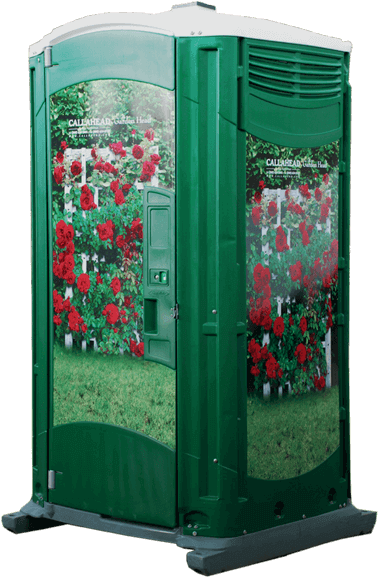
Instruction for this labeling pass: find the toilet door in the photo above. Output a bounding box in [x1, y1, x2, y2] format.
[45, 32, 177, 527]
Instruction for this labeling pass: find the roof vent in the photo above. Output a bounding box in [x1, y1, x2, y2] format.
[172, 2, 216, 10]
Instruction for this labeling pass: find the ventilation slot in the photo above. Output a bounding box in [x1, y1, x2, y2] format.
[248, 44, 343, 100]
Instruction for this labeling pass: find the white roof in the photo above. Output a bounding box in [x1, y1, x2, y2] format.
[29, 3, 352, 58]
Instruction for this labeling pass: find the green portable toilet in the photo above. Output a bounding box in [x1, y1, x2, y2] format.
[2, 2, 376, 574]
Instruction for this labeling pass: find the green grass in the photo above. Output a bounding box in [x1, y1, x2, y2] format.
[53, 345, 176, 449]
[247, 386, 340, 480]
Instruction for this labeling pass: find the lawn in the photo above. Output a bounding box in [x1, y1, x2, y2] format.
[247, 385, 340, 480]
[53, 344, 176, 449]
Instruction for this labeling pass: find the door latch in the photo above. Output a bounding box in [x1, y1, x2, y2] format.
[171, 304, 179, 320]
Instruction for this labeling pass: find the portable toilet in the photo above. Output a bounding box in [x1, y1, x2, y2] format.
[2, 3, 376, 574]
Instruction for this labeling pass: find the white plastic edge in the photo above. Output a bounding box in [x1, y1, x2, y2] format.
[29, 6, 352, 58]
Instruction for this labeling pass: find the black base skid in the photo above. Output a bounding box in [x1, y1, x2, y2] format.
[2, 500, 376, 575]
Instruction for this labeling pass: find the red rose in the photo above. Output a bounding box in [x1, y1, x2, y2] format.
[81, 324, 88, 333]
[68, 309, 81, 332]
[299, 316, 307, 335]
[254, 190, 262, 204]
[140, 173, 149, 182]
[110, 277, 121, 296]
[303, 275, 310, 288]
[94, 162, 104, 172]
[250, 365, 260, 376]
[77, 273, 90, 294]
[110, 180, 120, 192]
[124, 296, 131, 308]
[314, 376, 326, 390]
[104, 162, 114, 174]
[314, 173, 318, 178]
[144, 129, 154, 141]
[53, 165, 65, 185]
[130, 339, 137, 353]
[103, 304, 120, 324]
[56, 237, 66, 250]
[56, 220, 67, 238]
[66, 271, 76, 285]
[320, 203, 330, 219]
[294, 203, 304, 216]
[91, 148, 97, 159]
[150, 154, 161, 165]
[323, 173, 329, 185]
[299, 183, 311, 200]
[289, 261, 302, 283]
[260, 345, 268, 360]
[53, 290, 64, 313]
[285, 188, 291, 200]
[80, 191, 94, 210]
[266, 354, 279, 379]
[252, 206, 262, 226]
[64, 254, 75, 271]
[273, 317, 284, 339]
[322, 274, 331, 290]
[315, 188, 322, 202]
[133, 311, 138, 319]
[131, 217, 143, 239]
[70, 161, 82, 176]
[114, 190, 125, 205]
[53, 315, 62, 325]
[248, 339, 262, 363]
[109, 141, 124, 155]
[275, 226, 289, 253]
[61, 141, 68, 151]
[63, 298, 71, 312]
[302, 230, 310, 246]
[96, 272, 103, 285]
[116, 235, 125, 248]
[56, 151, 64, 163]
[135, 342, 144, 357]
[132, 145, 144, 159]
[268, 201, 278, 217]
[262, 314, 272, 331]
[325, 197, 332, 206]
[259, 180, 265, 190]
[65, 224, 74, 241]
[142, 160, 156, 177]
[294, 343, 307, 364]
[122, 183, 132, 194]
[289, 314, 294, 326]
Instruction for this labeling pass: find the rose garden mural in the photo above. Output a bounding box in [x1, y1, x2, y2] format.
[246, 135, 340, 480]
[50, 80, 176, 449]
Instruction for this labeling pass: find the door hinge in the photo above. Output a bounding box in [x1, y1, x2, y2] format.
[171, 304, 179, 320]
[48, 470, 56, 490]
[44, 46, 52, 67]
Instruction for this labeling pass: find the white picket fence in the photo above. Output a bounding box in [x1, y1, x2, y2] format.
[61, 145, 159, 352]
[257, 188, 332, 398]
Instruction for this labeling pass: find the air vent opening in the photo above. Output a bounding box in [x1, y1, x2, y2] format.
[247, 43, 343, 100]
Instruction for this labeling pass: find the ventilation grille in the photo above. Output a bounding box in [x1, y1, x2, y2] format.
[248, 44, 344, 99]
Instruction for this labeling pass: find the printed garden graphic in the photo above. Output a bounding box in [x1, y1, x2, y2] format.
[50, 80, 176, 448]
[246, 135, 340, 480]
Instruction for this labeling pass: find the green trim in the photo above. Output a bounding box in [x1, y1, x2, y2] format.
[29, 54, 49, 505]
[48, 31, 175, 94]
[339, 54, 351, 496]
[177, 36, 242, 538]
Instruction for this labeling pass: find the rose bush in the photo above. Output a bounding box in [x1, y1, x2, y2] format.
[51, 127, 168, 357]
[246, 138, 339, 395]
